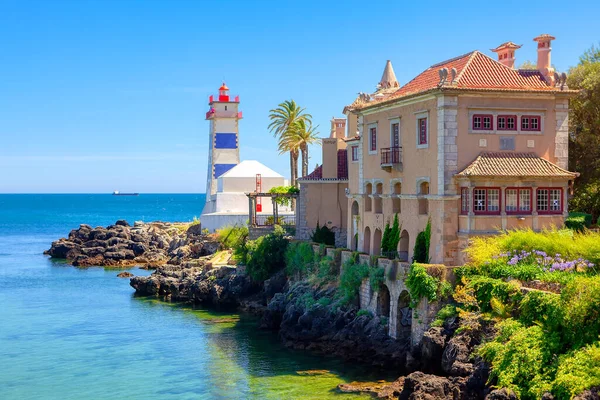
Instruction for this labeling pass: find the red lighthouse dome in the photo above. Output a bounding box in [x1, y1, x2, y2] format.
[218, 82, 230, 101]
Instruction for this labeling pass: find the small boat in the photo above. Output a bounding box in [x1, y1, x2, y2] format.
[112, 191, 139, 196]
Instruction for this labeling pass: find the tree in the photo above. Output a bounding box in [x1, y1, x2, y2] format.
[268, 100, 312, 187]
[518, 60, 537, 69]
[568, 45, 600, 218]
[291, 119, 320, 178]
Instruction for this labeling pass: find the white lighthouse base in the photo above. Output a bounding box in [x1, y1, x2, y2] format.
[200, 212, 249, 233]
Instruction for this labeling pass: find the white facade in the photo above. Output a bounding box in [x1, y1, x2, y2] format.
[201, 160, 291, 232]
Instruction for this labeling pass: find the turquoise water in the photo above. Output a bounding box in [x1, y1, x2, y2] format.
[0, 195, 379, 399]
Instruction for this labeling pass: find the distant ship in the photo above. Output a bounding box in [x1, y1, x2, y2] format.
[112, 191, 139, 196]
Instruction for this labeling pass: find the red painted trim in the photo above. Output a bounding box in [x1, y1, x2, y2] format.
[497, 114, 517, 131]
[473, 187, 501, 215]
[521, 115, 542, 131]
[505, 187, 533, 215]
[472, 114, 494, 130]
[536, 187, 563, 215]
[370, 127, 377, 152]
[460, 187, 469, 215]
[418, 118, 428, 145]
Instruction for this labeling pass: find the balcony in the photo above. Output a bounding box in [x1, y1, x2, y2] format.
[205, 110, 243, 120]
[380, 147, 403, 171]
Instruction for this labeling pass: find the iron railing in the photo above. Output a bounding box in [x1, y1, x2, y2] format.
[254, 215, 296, 227]
[380, 251, 409, 262]
[380, 146, 402, 166]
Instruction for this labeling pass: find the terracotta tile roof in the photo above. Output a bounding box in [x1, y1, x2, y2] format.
[346, 51, 576, 111]
[301, 164, 322, 180]
[456, 152, 579, 178]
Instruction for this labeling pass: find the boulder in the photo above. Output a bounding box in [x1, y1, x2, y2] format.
[115, 220, 130, 227]
[486, 388, 517, 400]
[117, 271, 134, 278]
[400, 371, 462, 400]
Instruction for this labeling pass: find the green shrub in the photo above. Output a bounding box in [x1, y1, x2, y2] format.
[561, 277, 600, 347]
[518, 290, 562, 329]
[317, 297, 332, 307]
[339, 260, 369, 303]
[356, 309, 372, 318]
[311, 222, 335, 246]
[316, 256, 338, 282]
[413, 219, 431, 263]
[467, 276, 522, 313]
[553, 343, 600, 399]
[565, 212, 593, 232]
[217, 225, 249, 250]
[381, 214, 401, 253]
[478, 320, 557, 399]
[369, 266, 385, 292]
[432, 304, 457, 327]
[405, 263, 443, 307]
[245, 225, 289, 281]
[285, 241, 315, 277]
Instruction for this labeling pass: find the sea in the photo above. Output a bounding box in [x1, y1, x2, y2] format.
[0, 194, 381, 400]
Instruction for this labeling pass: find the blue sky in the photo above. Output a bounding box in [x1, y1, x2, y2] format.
[0, 0, 597, 193]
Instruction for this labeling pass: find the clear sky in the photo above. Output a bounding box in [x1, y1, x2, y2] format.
[0, 0, 597, 193]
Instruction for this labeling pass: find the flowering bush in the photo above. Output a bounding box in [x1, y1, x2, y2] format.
[494, 249, 595, 273]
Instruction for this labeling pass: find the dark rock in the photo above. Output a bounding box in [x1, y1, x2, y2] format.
[186, 223, 203, 236]
[115, 220, 130, 227]
[574, 387, 600, 400]
[400, 371, 462, 400]
[419, 327, 448, 374]
[117, 271, 134, 278]
[486, 388, 517, 400]
[45, 240, 80, 259]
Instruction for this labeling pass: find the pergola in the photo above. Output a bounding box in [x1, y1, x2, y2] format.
[246, 192, 298, 227]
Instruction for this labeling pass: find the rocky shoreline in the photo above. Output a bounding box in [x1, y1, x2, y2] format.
[47, 221, 503, 399]
[45, 220, 219, 268]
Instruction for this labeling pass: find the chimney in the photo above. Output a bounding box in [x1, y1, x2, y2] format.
[533, 34, 556, 84]
[330, 117, 346, 140]
[491, 42, 522, 69]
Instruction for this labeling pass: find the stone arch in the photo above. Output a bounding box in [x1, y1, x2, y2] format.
[365, 183, 373, 212]
[396, 290, 412, 339]
[363, 226, 371, 254]
[351, 201, 360, 251]
[373, 228, 382, 255]
[377, 284, 391, 320]
[392, 182, 401, 213]
[374, 183, 383, 214]
[398, 229, 409, 262]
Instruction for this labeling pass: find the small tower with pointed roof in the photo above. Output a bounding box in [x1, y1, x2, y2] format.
[379, 60, 399, 89]
[491, 41, 522, 69]
[204, 83, 242, 209]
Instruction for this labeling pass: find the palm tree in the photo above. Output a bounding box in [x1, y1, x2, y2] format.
[288, 119, 320, 178]
[268, 100, 312, 187]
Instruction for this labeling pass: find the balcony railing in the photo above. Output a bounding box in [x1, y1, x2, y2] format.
[380, 147, 402, 167]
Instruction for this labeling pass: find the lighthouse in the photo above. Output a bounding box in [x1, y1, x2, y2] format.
[203, 83, 242, 212]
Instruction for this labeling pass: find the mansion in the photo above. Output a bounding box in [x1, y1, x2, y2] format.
[296, 34, 578, 266]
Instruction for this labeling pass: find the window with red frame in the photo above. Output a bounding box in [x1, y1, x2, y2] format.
[472, 114, 493, 130]
[521, 116, 541, 131]
[418, 118, 427, 145]
[537, 188, 562, 214]
[473, 187, 501, 215]
[505, 188, 532, 214]
[460, 187, 470, 215]
[369, 127, 377, 152]
[351, 146, 358, 161]
[497, 115, 517, 131]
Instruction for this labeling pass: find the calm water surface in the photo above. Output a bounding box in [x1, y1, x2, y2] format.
[0, 195, 380, 399]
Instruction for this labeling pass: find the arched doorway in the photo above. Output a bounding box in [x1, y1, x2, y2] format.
[373, 228, 382, 255]
[398, 230, 409, 261]
[351, 201, 360, 251]
[377, 284, 391, 321]
[363, 226, 371, 254]
[396, 290, 412, 340]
